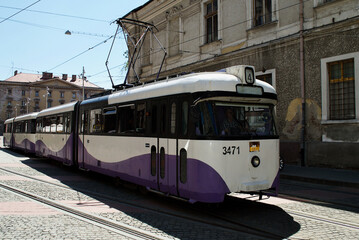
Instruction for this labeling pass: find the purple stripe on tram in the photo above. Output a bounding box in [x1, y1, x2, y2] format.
[78, 137, 230, 203]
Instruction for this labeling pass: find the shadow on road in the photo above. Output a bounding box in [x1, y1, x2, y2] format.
[1, 148, 301, 239]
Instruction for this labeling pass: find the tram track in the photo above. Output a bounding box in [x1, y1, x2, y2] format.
[283, 207, 359, 231]
[0, 182, 166, 240]
[279, 181, 359, 209]
[0, 165, 283, 239]
[2, 163, 358, 239]
[226, 193, 359, 232]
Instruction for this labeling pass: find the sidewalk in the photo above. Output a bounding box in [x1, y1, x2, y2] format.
[280, 164, 359, 188]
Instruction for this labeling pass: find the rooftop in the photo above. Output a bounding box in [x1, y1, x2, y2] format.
[4, 71, 102, 89]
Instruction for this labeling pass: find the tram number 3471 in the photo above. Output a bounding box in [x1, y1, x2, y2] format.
[222, 146, 240, 155]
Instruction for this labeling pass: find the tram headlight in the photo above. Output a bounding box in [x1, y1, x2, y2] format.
[251, 156, 260, 168]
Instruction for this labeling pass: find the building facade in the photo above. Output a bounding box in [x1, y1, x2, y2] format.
[122, 0, 359, 169]
[0, 71, 104, 134]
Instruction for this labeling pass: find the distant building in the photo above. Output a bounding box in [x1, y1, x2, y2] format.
[122, 0, 359, 169]
[0, 71, 104, 134]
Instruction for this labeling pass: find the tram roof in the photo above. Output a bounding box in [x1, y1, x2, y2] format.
[4, 117, 15, 124]
[107, 72, 277, 105]
[37, 101, 78, 117]
[14, 112, 39, 122]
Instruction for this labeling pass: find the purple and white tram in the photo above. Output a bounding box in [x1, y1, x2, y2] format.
[77, 65, 279, 203]
[3, 65, 279, 203]
[12, 112, 38, 154]
[3, 117, 14, 148]
[3, 113, 38, 154]
[35, 101, 79, 166]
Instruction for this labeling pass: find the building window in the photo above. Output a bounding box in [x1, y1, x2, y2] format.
[48, 91, 52, 97]
[21, 100, 26, 107]
[35, 90, 39, 97]
[22, 90, 26, 96]
[8, 89, 12, 95]
[321, 52, 359, 122]
[254, 0, 272, 26]
[47, 101, 52, 108]
[256, 69, 276, 89]
[72, 92, 76, 99]
[328, 59, 355, 120]
[205, 0, 218, 43]
[257, 73, 272, 85]
[7, 101, 11, 106]
[60, 92, 65, 98]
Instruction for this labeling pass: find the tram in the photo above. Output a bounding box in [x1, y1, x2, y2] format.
[3, 113, 38, 154]
[3, 65, 280, 203]
[35, 101, 79, 166]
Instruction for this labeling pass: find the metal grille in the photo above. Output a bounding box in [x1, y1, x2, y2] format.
[328, 59, 355, 120]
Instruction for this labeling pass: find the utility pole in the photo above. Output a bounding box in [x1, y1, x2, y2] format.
[299, 0, 306, 167]
[82, 66, 85, 100]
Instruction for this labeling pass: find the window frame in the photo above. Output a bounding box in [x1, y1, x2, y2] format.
[256, 68, 276, 89]
[253, 0, 273, 27]
[201, 0, 222, 45]
[321, 52, 359, 123]
[204, 0, 218, 44]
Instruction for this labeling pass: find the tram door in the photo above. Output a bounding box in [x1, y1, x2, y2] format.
[150, 99, 178, 196]
[78, 110, 88, 169]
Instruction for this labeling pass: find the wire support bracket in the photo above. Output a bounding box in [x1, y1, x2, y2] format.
[106, 18, 167, 90]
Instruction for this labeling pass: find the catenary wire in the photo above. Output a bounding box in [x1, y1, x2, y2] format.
[47, 36, 114, 72]
[0, 0, 41, 24]
[0, 5, 110, 23]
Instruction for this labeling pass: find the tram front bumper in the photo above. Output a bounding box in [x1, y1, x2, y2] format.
[239, 180, 270, 192]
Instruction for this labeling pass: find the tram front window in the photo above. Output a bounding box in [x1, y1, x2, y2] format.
[194, 102, 277, 138]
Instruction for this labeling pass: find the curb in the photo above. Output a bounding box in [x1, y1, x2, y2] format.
[280, 174, 359, 188]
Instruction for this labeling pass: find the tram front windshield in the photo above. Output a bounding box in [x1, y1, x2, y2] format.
[194, 101, 277, 138]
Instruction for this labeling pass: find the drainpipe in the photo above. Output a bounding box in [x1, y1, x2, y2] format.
[299, 0, 306, 167]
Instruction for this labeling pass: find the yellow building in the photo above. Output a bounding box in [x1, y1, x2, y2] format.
[0, 71, 104, 133]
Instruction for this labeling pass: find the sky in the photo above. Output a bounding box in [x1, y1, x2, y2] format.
[0, 0, 149, 89]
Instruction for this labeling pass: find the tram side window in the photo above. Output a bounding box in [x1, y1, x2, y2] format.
[90, 109, 103, 134]
[136, 103, 146, 134]
[57, 115, 64, 133]
[29, 120, 36, 133]
[118, 105, 135, 134]
[36, 119, 42, 133]
[50, 116, 57, 133]
[43, 117, 51, 133]
[103, 107, 117, 133]
[151, 105, 157, 134]
[22, 122, 26, 133]
[181, 101, 188, 136]
[160, 104, 167, 135]
[170, 102, 176, 135]
[15, 122, 22, 133]
[80, 111, 89, 134]
[64, 113, 71, 133]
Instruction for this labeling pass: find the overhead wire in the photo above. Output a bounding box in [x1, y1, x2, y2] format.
[0, 5, 110, 23]
[0, 0, 41, 24]
[47, 35, 114, 72]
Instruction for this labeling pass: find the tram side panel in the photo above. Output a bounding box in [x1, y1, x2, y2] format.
[79, 134, 158, 188]
[3, 122, 13, 148]
[35, 113, 76, 166]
